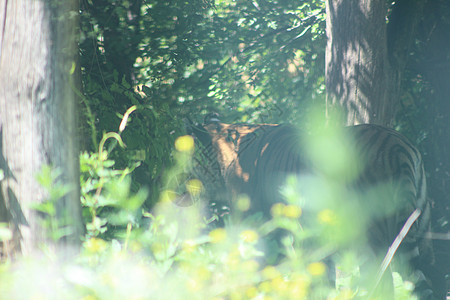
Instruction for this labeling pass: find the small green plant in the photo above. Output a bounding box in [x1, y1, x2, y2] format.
[32, 165, 73, 242]
[80, 106, 146, 240]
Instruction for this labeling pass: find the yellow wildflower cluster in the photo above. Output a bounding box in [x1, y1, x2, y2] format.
[209, 228, 227, 244]
[307, 262, 326, 276]
[182, 239, 197, 254]
[84, 237, 108, 254]
[236, 195, 251, 212]
[257, 269, 311, 299]
[318, 209, 337, 225]
[271, 203, 302, 218]
[239, 230, 259, 243]
[186, 179, 203, 196]
[159, 189, 176, 203]
[185, 266, 212, 292]
[175, 135, 194, 152]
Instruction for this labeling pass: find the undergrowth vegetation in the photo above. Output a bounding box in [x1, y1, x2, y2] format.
[0, 116, 419, 300]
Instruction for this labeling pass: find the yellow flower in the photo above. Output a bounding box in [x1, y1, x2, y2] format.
[80, 295, 98, 300]
[307, 262, 326, 276]
[182, 239, 196, 254]
[242, 260, 259, 272]
[209, 228, 227, 243]
[245, 286, 259, 298]
[240, 229, 259, 243]
[236, 195, 251, 212]
[283, 204, 302, 218]
[151, 242, 165, 257]
[84, 238, 108, 253]
[288, 273, 310, 299]
[271, 277, 288, 292]
[195, 266, 212, 281]
[186, 179, 203, 196]
[226, 247, 242, 268]
[159, 189, 176, 203]
[186, 278, 202, 292]
[318, 209, 337, 225]
[175, 135, 194, 152]
[262, 266, 281, 280]
[229, 291, 244, 300]
[259, 281, 272, 293]
[270, 203, 285, 217]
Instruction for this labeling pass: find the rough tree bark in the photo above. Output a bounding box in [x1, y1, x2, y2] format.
[325, 0, 425, 126]
[0, 0, 83, 257]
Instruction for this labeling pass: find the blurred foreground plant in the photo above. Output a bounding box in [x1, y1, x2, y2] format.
[0, 113, 419, 299]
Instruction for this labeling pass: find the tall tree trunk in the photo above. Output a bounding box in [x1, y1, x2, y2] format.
[325, 0, 425, 126]
[0, 0, 83, 257]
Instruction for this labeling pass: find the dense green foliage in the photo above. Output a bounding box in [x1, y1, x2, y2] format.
[79, 0, 327, 207]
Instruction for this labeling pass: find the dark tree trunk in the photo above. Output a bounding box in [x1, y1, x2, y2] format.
[325, 0, 425, 126]
[0, 0, 83, 257]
